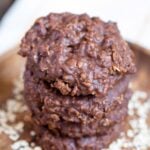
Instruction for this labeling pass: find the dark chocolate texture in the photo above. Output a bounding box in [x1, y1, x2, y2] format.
[20, 13, 136, 96]
[35, 121, 125, 150]
[24, 69, 131, 137]
[19, 12, 136, 149]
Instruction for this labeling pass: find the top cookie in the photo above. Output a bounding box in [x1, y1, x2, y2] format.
[19, 13, 136, 96]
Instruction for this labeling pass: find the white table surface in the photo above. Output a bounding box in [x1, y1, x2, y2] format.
[0, 0, 150, 55]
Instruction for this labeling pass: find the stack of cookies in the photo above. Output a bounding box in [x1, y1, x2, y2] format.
[19, 13, 136, 150]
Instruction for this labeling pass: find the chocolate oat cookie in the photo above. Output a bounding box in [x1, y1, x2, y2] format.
[35, 121, 126, 150]
[24, 69, 131, 137]
[24, 69, 131, 122]
[20, 13, 136, 96]
[19, 12, 136, 150]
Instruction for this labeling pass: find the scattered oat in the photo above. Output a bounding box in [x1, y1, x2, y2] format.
[30, 131, 36, 137]
[30, 142, 35, 147]
[11, 140, 30, 150]
[33, 147, 42, 150]
[109, 90, 150, 150]
[0, 77, 41, 149]
[0, 87, 25, 142]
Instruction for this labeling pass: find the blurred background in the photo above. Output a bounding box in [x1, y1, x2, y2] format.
[0, 0, 150, 55]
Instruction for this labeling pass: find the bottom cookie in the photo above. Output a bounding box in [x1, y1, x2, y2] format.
[35, 121, 125, 150]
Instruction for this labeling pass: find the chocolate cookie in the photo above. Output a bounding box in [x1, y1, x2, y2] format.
[35, 121, 125, 150]
[24, 69, 131, 137]
[20, 13, 136, 96]
[46, 95, 129, 138]
[19, 13, 136, 149]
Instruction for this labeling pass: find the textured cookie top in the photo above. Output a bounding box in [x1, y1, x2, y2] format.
[20, 13, 136, 96]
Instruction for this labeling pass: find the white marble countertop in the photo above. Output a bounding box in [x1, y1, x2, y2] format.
[0, 0, 150, 55]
